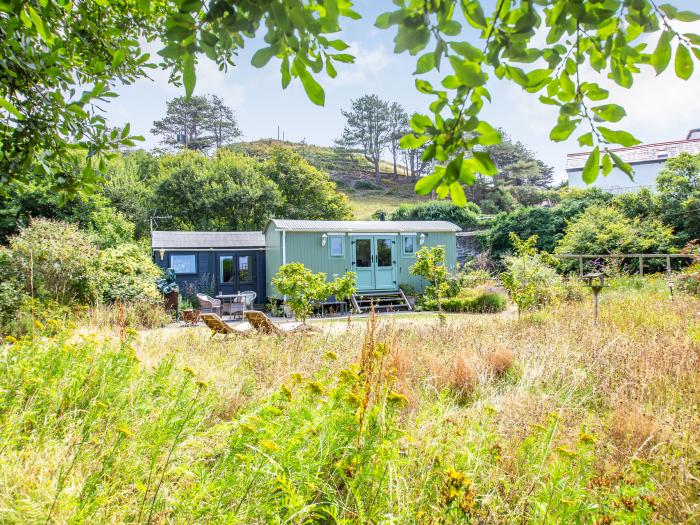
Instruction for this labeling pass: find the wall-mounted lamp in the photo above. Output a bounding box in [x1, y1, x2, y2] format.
[321, 233, 328, 246]
[419, 233, 426, 246]
[158, 248, 166, 260]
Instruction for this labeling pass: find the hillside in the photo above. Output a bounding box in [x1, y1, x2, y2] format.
[230, 139, 429, 219]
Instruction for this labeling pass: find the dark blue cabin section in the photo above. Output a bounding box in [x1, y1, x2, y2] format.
[151, 231, 266, 306]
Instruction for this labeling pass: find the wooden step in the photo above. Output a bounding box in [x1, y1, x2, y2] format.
[350, 289, 412, 313]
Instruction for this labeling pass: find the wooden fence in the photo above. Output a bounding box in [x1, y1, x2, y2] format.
[554, 253, 698, 276]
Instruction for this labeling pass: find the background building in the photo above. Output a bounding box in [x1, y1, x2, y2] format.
[566, 129, 700, 194]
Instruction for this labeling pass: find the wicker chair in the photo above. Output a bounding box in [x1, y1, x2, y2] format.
[227, 291, 257, 320]
[196, 293, 221, 315]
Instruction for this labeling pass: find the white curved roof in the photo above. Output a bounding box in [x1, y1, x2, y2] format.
[267, 219, 461, 232]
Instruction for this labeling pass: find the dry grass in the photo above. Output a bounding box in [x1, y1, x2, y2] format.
[7, 283, 695, 522]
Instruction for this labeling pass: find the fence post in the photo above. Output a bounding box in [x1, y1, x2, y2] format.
[579, 255, 583, 277]
[639, 256, 643, 276]
[666, 254, 671, 274]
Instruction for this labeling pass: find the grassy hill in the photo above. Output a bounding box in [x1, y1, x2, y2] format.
[230, 139, 429, 219]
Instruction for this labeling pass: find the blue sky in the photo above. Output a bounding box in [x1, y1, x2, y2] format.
[106, 1, 700, 182]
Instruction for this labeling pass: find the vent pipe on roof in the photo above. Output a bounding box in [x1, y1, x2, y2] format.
[378, 211, 386, 221]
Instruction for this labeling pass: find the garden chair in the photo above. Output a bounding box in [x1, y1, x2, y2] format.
[200, 313, 252, 336]
[244, 310, 315, 336]
[197, 293, 221, 315]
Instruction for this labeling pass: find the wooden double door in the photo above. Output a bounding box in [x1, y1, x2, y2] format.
[351, 236, 397, 291]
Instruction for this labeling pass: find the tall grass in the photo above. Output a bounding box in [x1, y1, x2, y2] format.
[0, 283, 697, 522]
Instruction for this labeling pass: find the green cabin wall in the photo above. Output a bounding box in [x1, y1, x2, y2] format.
[265, 224, 457, 298]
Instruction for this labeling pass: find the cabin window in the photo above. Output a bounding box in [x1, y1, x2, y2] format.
[170, 254, 197, 274]
[329, 235, 344, 257]
[402, 235, 416, 256]
[239, 255, 253, 283]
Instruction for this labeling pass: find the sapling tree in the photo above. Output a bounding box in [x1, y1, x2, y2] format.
[271, 263, 356, 323]
[410, 245, 450, 311]
[500, 233, 560, 317]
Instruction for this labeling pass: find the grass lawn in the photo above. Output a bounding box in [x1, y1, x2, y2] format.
[1, 281, 698, 523]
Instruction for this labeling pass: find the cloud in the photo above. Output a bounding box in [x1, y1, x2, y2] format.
[333, 41, 393, 85]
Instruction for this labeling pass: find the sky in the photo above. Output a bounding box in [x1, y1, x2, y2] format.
[105, 1, 700, 183]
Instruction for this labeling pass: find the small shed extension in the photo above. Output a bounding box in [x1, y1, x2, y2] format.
[151, 231, 266, 304]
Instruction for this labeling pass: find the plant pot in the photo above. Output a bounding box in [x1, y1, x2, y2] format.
[406, 296, 417, 309]
[164, 290, 179, 312]
[183, 309, 201, 325]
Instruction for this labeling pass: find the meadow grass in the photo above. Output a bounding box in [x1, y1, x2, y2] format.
[0, 282, 698, 523]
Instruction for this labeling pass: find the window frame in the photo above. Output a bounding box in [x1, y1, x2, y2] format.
[401, 234, 417, 257]
[169, 253, 197, 275]
[328, 234, 345, 258]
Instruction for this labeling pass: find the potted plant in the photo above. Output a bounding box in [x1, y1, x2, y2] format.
[156, 268, 179, 314]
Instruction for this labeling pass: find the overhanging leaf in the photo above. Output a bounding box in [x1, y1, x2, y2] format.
[582, 146, 600, 184]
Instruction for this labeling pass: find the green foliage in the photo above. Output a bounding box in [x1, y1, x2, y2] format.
[86, 207, 136, 250]
[501, 234, 561, 315]
[4, 0, 698, 200]
[272, 263, 356, 322]
[656, 153, 700, 245]
[422, 288, 507, 313]
[260, 147, 353, 220]
[354, 180, 382, 190]
[389, 200, 482, 230]
[555, 205, 677, 260]
[8, 218, 100, 305]
[485, 188, 617, 263]
[97, 243, 161, 303]
[410, 245, 450, 308]
[677, 264, 700, 297]
[156, 150, 282, 231]
[0, 0, 152, 193]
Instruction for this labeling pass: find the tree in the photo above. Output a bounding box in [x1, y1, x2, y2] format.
[151, 96, 215, 151]
[555, 205, 677, 260]
[261, 147, 353, 220]
[656, 153, 700, 245]
[0, 1, 153, 194]
[387, 103, 409, 179]
[338, 95, 391, 182]
[155, 151, 282, 231]
[410, 246, 450, 311]
[206, 95, 243, 149]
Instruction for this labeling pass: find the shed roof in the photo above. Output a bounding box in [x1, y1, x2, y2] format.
[267, 219, 461, 233]
[151, 231, 265, 249]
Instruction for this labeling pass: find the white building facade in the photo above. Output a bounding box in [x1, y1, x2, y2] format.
[566, 129, 700, 194]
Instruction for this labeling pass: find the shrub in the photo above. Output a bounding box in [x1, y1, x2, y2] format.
[8, 218, 99, 304]
[677, 264, 700, 296]
[555, 205, 677, 272]
[422, 288, 507, 313]
[389, 200, 482, 230]
[272, 263, 356, 322]
[501, 233, 560, 315]
[97, 243, 161, 303]
[354, 180, 381, 190]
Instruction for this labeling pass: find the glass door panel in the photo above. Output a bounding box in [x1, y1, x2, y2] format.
[353, 237, 374, 290]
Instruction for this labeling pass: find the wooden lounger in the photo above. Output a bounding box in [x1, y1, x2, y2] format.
[200, 313, 252, 336]
[243, 310, 315, 336]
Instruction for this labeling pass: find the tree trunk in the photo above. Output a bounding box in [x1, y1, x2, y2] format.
[374, 158, 381, 184]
